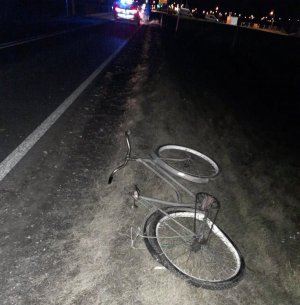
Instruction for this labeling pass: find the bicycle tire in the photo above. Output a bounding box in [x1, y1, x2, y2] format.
[143, 207, 244, 289]
[152, 145, 220, 183]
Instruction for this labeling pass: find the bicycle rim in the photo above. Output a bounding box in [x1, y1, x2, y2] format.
[144, 207, 244, 289]
[154, 145, 220, 183]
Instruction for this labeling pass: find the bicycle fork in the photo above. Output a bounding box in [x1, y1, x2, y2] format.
[193, 193, 220, 250]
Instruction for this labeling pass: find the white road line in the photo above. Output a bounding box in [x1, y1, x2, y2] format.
[0, 27, 139, 182]
[0, 23, 101, 50]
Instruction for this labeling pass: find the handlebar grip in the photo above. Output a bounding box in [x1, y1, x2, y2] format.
[108, 175, 113, 184]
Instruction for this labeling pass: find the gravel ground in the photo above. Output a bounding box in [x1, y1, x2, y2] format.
[0, 24, 299, 304]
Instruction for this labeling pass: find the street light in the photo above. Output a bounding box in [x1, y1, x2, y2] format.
[270, 10, 275, 29]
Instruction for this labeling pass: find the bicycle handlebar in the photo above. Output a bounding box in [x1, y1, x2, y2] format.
[108, 130, 133, 184]
[125, 130, 131, 154]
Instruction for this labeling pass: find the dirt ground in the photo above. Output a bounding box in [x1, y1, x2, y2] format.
[0, 24, 299, 304]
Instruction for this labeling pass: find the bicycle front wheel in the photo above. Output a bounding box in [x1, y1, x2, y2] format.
[153, 145, 220, 183]
[144, 207, 244, 289]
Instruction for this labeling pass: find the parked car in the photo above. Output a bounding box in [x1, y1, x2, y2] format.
[112, 0, 142, 25]
[204, 14, 219, 22]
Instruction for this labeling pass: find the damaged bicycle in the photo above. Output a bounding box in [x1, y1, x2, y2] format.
[108, 131, 244, 290]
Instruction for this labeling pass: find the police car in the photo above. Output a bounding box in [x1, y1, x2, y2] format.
[112, 0, 142, 25]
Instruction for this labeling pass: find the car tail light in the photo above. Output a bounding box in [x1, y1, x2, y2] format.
[115, 6, 121, 12]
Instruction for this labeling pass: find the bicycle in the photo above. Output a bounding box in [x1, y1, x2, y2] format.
[108, 131, 245, 290]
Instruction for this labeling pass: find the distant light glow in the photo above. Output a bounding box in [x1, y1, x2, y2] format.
[120, 0, 133, 5]
[161, 3, 299, 28]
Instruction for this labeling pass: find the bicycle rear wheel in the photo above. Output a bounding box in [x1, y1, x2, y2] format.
[144, 207, 244, 289]
[153, 145, 220, 183]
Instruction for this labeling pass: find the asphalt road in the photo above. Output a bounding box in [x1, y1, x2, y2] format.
[0, 18, 299, 305]
[0, 14, 137, 165]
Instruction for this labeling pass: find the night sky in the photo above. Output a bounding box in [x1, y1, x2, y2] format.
[0, 0, 299, 22]
[189, 0, 300, 18]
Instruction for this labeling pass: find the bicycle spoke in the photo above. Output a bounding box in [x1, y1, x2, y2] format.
[162, 244, 192, 261]
[155, 145, 220, 182]
[149, 209, 243, 286]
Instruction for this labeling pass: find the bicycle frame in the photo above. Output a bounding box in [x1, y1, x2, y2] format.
[108, 131, 220, 244]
